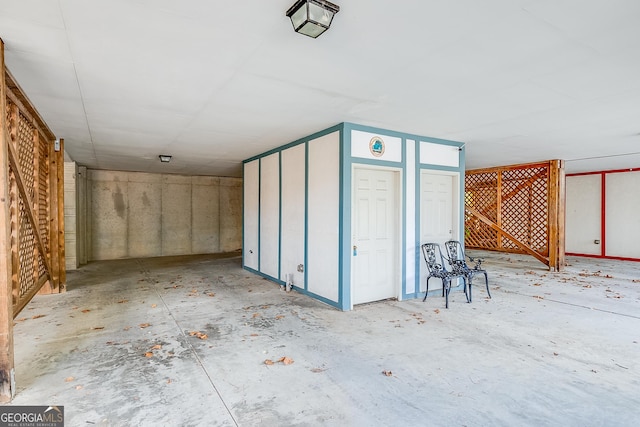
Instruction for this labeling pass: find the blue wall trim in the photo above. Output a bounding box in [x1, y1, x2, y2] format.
[242, 162, 246, 268]
[351, 158, 403, 168]
[242, 266, 341, 309]
[413, 139, 422, 299]
[400, 137, 408, 300]
[339, 123, 351, 310]
[418, 164, 461, 173]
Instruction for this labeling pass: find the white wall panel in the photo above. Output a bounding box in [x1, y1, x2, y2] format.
[259, 154, 280, 278]
[308, 132, 340, 301]
[243, 160, 259, 270]
[351, 130, 402, 162]
[606, 171, 640, 258]
[565, 175, 601, 255]
[420, 141, 459, 167]
[280, 144, 306, 287]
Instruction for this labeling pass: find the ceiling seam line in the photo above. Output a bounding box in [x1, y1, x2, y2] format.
[58, 0, 98, 167]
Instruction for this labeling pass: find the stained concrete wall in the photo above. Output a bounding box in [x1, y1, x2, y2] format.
[88, 170, 242, 261]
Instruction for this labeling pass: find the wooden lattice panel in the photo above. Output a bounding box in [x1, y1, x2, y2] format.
[465, 162, 562, 269]
[2, 36, 65, 401]
[3, 72, 62, 316]
[17, 112, 35, 193]
[37, 137, 50, 255]
[465, 171, 499, 249]
[16, 191, 37, 298]
[500, 167, 548, 254]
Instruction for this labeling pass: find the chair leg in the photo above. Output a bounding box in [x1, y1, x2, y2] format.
[423, 277, 430, 302]
[468, 277, 473, 303]
[463, 278, 470, 303]
[483, 272, 491, 298]
[444, 279, 450, 309]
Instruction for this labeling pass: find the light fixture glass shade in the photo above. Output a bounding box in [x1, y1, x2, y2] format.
[286, 0, 340, 38]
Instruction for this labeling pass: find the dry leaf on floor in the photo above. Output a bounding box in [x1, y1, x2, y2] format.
[250, 334, 259, 337]
[81, 309, 91, 313]
[15, 317, 27, 322]
[382, 370, 393, 377]
[117, 300, 128, 304]
[151, 344, 162, 350]
[139, 323, 151, 328]
[252, 313, 261, 318]
[434, 309, 440, 314]
[311, 368, 326, 373]
[553, 352, 559, 356]
[32, 314, 46, 319]
[264, 359, 275, 365]
[151, 304, 157, 308]
[278, 356, 294, 365]
[64, 377, 74, 382]
[207, 292, 215, 297]
[123, 326, 131, 331]
[533, 283, 542, 286]
[188, 331, 208, 340]
[75, 385, 83, 390]
[275, 315, 285, 320]
[91, 326, 104, 330]
[144, 352, 154, 358]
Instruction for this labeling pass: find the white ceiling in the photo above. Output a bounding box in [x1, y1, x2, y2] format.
[1, 0, 640, 177]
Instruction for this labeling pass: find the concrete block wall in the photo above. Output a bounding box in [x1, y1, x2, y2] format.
[88, 170, 242, 261]
[64, 162, 78, 270]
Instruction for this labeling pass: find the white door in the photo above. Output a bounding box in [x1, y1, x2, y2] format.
[352, 168, 399, 305]
[420, 173, 456, 290]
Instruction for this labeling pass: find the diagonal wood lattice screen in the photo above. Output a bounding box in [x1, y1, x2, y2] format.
[465, 161, 565, 271]
[1, 41, 65, 401]
[2, 71, 65, 317]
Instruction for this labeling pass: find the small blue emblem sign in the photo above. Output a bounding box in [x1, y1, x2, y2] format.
[369, 136, 385, 157]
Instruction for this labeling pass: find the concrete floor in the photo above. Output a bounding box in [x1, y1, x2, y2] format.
[7, 251, 640, 426]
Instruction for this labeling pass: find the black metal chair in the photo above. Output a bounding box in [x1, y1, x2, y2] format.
[421, 243, 468, 309]
[443, 240, 491, 303]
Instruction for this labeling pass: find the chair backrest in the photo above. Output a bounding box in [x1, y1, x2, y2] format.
[421, 243, 445, 274]
[444, 240, 465, 264]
